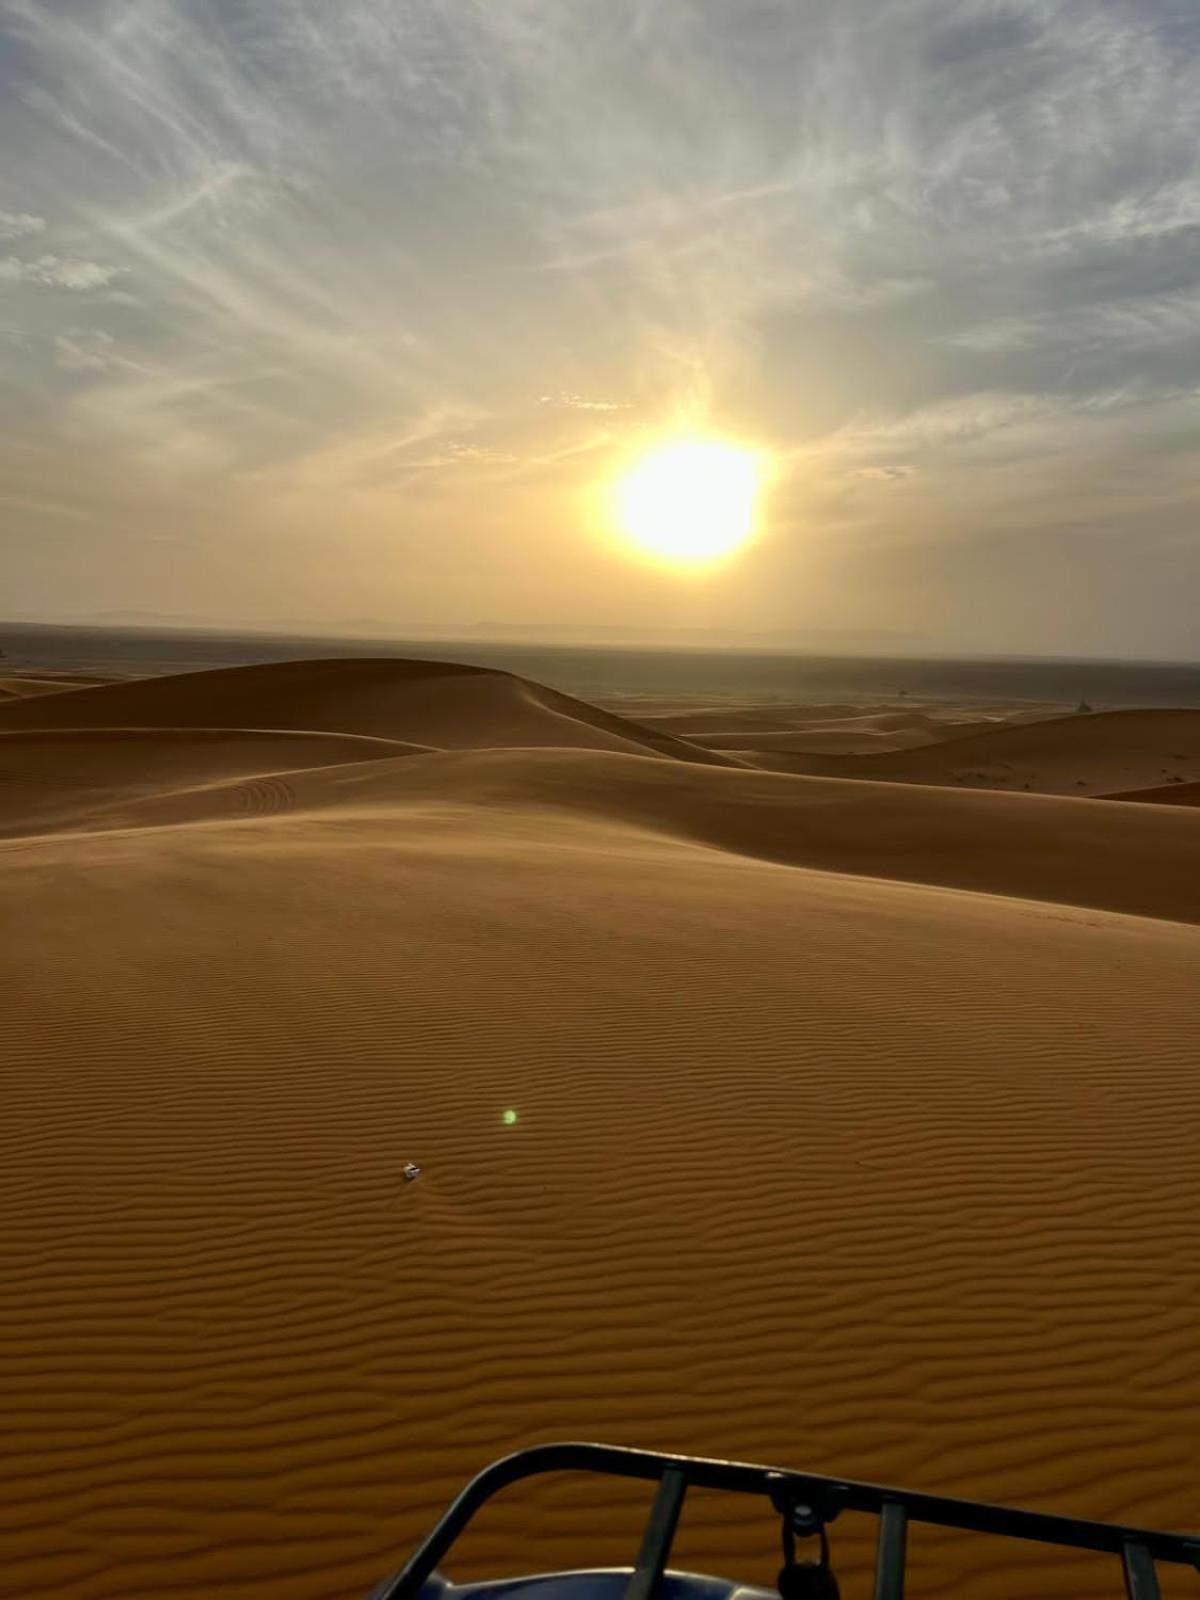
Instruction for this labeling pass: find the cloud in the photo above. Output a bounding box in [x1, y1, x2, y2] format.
[0, 254, 126, 289]
[0, 211, 46, 240]
[946, 289, 1200, 355]
[540, 393, 628, 412]
[54, 328, 117, 371]
[830, 392, 1055, 457]
[1, 0, 1200, 652]
[402, 442, 521, 473]
[854, 465, 915, 482]
[0, 487, 89, 522]
[925, 8, 1040, 69]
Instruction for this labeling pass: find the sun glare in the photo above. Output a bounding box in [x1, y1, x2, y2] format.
[613, 439, 761, 566]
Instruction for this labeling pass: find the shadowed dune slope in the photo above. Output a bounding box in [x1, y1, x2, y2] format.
[0, 727, 419, 838]
[1104, 781, 1200, 807]
[0, 656, 739, 767]
[0, 676, 94, 699]
[0, 672, 123, 696]
[703, 726, 939, 754]
[736, 707, 1200, 793]
[630, 701, 1051, 734]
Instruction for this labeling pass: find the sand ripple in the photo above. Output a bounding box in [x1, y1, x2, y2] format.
[3, 660, 1199, 1600]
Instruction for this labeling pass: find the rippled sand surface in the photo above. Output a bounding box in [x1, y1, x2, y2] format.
[4, 659, 1199, 1600]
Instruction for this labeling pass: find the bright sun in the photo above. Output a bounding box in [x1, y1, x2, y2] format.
[613, 439, 761, 566]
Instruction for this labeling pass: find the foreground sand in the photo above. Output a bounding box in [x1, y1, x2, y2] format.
[3, 659, 1200, 1600]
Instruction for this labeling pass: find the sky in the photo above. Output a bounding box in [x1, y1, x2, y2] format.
[1, 0, 1198, 657]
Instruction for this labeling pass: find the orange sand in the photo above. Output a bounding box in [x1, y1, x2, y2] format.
[3, 659, 1199, 1600]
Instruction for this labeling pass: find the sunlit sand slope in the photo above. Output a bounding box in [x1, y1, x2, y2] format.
[4, 803, 1199, 1600]
[53, 747, 1197, 927]
[4, 660, 1200, 1600]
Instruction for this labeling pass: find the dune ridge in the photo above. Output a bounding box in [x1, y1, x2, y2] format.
[725, 708, 1200, 795]
[27, 745, 1194, 929]
[4, 657, 1200, 1600]
[0, 670, 123, 697]
[0, 656, 741, 769]
[1104, 781, 1200, 807]
[634, 702, 1058, 756]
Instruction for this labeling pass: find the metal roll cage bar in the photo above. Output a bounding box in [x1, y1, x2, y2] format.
[373, 1442, 1200, 1600]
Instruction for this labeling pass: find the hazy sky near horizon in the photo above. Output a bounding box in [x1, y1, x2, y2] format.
[1, 0, 1198, 656]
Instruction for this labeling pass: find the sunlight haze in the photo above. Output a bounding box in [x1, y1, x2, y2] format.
[1, 1, 1198, 656]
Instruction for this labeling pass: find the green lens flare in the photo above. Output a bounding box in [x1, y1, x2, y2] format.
[503, 1108, 518, 1126]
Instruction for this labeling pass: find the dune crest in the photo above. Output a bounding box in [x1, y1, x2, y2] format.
[1104, 780, 1200, 807]
[31, 745, 1192, 929]
[723, 707, 1200, 794]
[0, 655, 740, 768]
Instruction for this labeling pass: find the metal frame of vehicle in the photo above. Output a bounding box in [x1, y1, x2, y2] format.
[371, 1441, 1200, 1600]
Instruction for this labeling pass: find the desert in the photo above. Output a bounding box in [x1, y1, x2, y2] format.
[4, 655, 1199, 1600]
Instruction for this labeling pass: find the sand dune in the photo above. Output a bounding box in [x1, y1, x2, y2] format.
[54, 746, 1197, 928]
[7, 701, 1197, 930]
[0, 656, 739, 768]
[4, 658, 1200, 1600]
[734, 708, 1200, 794]
[626, 700, 1049, 733]
[701, 726, 940, 754]
[0, 670, 126, 695]
[632, 701, 1059, 756]
[0, 675, 96, 699]
[0, 727, 416, 838]
[1104, 781, 1200, 807]
[628, 700, 888, 733]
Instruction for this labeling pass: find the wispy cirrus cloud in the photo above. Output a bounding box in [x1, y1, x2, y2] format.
[54, 327, 119, 371]
[1, 0, 1199, 652]
[0, 254, 125, 289]
[541, 393, 629, 414]
[854, 465, 915, 483]
[0, 210, 45, 239]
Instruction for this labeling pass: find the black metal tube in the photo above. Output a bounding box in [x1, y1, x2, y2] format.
[873, 1501, 908, 1600]
[627, 1469, 689, 1600]
[372, 1441, 1200, 1600]
[1123, 1542, 1162, 1600]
